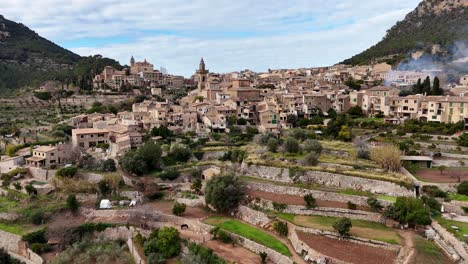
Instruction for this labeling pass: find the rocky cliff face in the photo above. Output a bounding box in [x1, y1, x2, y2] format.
[343, 0, 468, 67]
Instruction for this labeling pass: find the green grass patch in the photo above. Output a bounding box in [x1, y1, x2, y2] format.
[0, 196, 20, 213]
[434, 216, 468, 240]
[0, 222, 27, 235]
[412, 236, 453, 264]
[448, 193, 468, 202]
[204, 216, 291, 256]
[377, 195, 397, 202]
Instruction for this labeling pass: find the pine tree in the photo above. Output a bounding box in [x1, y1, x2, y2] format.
[422, 76, 431, 95]
[431, 76, 442, 95]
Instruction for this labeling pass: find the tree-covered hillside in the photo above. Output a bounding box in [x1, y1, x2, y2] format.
[0, 15, 123, 94]
[343, 0, 468, 65]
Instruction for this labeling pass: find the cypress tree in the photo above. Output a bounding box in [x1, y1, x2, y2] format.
[412, 78, 422, 94]
[432, 76, 442, 95]
[422, 76, 431, 95]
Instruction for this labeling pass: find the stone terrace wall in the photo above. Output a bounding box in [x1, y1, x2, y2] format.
[246, 182, 393, 207]
[227, 231, 294, 264]
[0, 230, 43, 264]
[236, 205, 272, 227]
[28, 167, 56, 181]
[431, 221, 468, 261]
[241, 163, 413, 196]
[252, 198, 386, 223]
[127, 237, 145, 264]
[0, 229, 21, 252]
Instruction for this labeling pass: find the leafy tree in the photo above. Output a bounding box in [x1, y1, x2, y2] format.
[389, 197, 431, 227]
[337, 125, 352, 142]
[302, 152, 319, 166]
[25, 184, 37, 197]
[302, 140, 322, 154]
[437, 165, 447, 175]
[347, 201, 357, 210]
[273, 221, 288, 236]
[457, 181, 468, 196]
[333, 218, 352, 238]
[121, 142, 162, 175]
[156, 227, 181, 258]
[101, 159, 116, 172]
[150, 126, 173, 139]
[0, 247, 23, 264]
[283, 137, 300, 154]
[347, 106, 363, 117]
[172, 202, 187, 216]
[267, 138, 279, 152]
[170, 144, 192, 162]
[304, 194, 317, 209]
[66, 194, 80, 213]
[205, 174, 245, 213]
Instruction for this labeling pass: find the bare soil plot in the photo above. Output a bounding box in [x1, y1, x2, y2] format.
[203, 240, 272, 264]
[247, 190, 372, 211]
[415, 169, 468, 183]
[145, 201, 214, 218]
[296, 231, 397, 264]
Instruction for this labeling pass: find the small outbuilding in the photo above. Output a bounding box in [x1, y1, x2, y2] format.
[401, 155, 433, 168]
[201, 166, 221, 181]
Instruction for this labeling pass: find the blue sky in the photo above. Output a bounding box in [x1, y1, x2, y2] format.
[1, 0, 421, 76]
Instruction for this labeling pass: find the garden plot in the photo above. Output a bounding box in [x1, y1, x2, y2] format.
[415, 168, 468, 183]
[296, 231, 397, 264]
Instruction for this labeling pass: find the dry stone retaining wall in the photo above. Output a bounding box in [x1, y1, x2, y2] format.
[431, 221, 468, 261]
[246, 181, 393, 207]
[236, 205, 272, 227]
[241, 163, 413, 196]
[251, 198, 386, 223]
[0, 230, 43, 264]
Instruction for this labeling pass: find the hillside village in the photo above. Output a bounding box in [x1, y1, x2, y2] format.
[0, 54, 468, 264]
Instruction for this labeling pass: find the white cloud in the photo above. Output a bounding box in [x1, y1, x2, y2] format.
[1, 0, 421, 76]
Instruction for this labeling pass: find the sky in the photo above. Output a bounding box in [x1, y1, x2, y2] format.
[1, 0, 422, 76]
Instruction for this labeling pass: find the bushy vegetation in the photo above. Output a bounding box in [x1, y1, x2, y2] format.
[333, 217, 352, 238]
[142, 227, 181, 260]
[304, 194, 317, 209]
[0, 247, 24, 264]
[370, 145, 401, 172]
[55, 166, 78, 178]
[205, 175, 245, 213]
[457, 181, 468, 196]
[273, 221, 288, 236]
[384, 197, 431, 227]
[181, 242, 228, 264]
[172, 202, 186, 216]
[120, 141, 162, 175]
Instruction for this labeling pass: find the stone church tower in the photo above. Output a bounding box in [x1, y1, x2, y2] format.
[130, 56, 135, 67]
[196, 58, 209, 91]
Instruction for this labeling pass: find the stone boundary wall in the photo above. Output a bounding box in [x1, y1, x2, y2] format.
[127, 237, 145, 264]
[288, 226, 347, 264]
[431, 221, 468, 261]
[246, 181, 393, 207]
[226, 231, 294, 264]
[176, 197, 205, 207]
[236, 205, 272, 227]
[293, 226, 400, 251]
[0, 230, 43, 264]
[241, 163, 413, 196]
[202, 151, 225, 161]
[28, 167, 56, 181]
[443, 202, 465, 215]
[251, 198, 386, 223]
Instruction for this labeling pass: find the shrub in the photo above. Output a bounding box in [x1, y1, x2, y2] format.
[193, 151, 205, 160]
[457, 181, 468, 196]
[120, 141, 162, 175]
[172, 202, 186, 216]
[370, 145, 401, 172]
[273, 221, 288, 236]
[272, 202, 287, 212]
[347, 201, 357, 210]
[389, 197, 431, 227]
[367, 197, 383, 212]
[216, 230, 232, 244]
[302, 152, 319, 166]
[156, 227, 181, 258]
[159, 169, 180, 181]
[333, 218, 352, 237]
[302, 140, 322, 154]
[260, 252, 268, 264]
[304, 194, 317, 209]
[267, 138, 279, 152]
[284, 137, 300, 153]
[170, 144, 192, 163]
[457, 133, 468, 147]
[22, 229, 47, 244]
[67, 194, 80, 213]
[56, 166, 78, 178]
[191, 178, 202, 193]
[31, 212, 45, 225]
[30, 243, 51, 254]
[101, 159, 116, 172]
[25, 184, 37, 196]
[0, 247, 23, 264]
